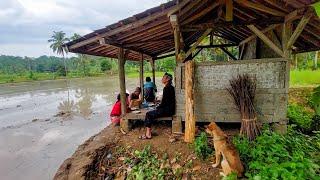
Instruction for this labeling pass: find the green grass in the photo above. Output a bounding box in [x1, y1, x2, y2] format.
[290, 70, 320, 87]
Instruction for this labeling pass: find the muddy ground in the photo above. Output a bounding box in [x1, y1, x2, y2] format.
[54, 121, 241, 180]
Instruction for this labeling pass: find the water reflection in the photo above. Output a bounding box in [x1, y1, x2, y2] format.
[75, 88, 96, 119]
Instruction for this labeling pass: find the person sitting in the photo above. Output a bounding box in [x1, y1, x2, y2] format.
[144, 76, 157, 102]
[139, 73, 175, 139]
[110, 93, 129, 125]
[129, 87, 142, 108]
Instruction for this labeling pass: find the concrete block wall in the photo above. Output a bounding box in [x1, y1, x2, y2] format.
[175, 58, 289, 123]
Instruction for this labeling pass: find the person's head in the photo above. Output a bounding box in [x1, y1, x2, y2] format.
[146, 77, 151, 82]
[117, 93, 129, 101]
[161, 72, 172, 85]
[134, 87, 141, 95]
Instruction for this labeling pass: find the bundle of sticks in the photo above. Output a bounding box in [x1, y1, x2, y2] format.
[227, 74, 260, 141]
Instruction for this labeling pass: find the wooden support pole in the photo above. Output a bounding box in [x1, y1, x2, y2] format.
[282, 22, 292, 58]
[239, 24, 280, 46]
[118, 47, 129, 131]
[151, 58, 156, 83]
[286, 13, 312, 50]
[140, 53, 144, 99]
[184, 60, 195, 143]
[247, 25, 285, 57]
[170, 15, 182, 63]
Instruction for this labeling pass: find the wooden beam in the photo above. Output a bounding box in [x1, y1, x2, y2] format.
[235, 0, 286, 16]
[182, 1, 221, 25]
[239, 24, 280, 46]
[69, 5, 176, 50]
[184, 28, 212, 62]
[197, 44, 237, 48]
[192, 47, 203, 59]
[140, 53, 144, 99]
[225, 0, 233, 21]
[286, 13, 312, 50]
[220, 47, 237, 60]
[155, 52, 175, 60]
[282, 22, 292, 58]
[184, 60, 195, 143]
[170, 15, 183, 63]
[247, 25, 285, 57]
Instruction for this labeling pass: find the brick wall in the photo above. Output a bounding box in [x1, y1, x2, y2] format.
[175, 58, 289, 123]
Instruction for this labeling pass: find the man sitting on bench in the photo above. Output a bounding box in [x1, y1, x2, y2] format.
[139, 72, 175, 139]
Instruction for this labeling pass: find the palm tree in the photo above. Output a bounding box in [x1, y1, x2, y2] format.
[48, 31, 69, 76]
[70, 33, 89, 76]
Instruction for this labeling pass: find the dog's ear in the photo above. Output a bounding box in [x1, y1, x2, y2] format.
[207, 122, 216, 131]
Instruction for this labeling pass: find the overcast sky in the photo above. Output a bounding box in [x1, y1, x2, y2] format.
[0, 0, 167, 57]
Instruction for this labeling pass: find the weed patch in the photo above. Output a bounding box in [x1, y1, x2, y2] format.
[193, 132, 213, 160]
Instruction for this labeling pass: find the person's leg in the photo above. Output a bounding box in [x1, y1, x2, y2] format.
[144, 109, 161, 138]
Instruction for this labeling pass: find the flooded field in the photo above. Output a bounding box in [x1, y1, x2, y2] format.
[0, 76, 143, 180]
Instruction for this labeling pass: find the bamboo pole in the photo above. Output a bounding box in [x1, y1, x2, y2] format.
[184, 60, 195, 143]
[151, 58, 156, 83]
[118, 47, 126, 115]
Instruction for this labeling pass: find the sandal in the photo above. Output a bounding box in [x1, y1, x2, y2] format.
[139, 135, 152, 140]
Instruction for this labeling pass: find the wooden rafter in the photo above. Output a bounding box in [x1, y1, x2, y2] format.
[235, 0, 286, 16]
[197, 44, 237, 48]
[182, 1, 221, 25]
[286, 13, 312, 50]
[247, 25, 285, 57]
[239, 24, 280, 46]
[184, 28, 212, 62]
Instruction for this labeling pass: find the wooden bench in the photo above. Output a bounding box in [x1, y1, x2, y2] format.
[120, 108, 182, 133]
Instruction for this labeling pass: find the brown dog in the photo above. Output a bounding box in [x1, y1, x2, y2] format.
[206, 122, 244, 177]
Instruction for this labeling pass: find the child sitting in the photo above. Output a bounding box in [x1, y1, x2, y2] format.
[110, 93, 129, 125]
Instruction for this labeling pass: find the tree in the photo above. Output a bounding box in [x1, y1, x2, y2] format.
[70, 33, 90, 76]
[48, 31, 69, 76]
[314, 51, 318, 70]
[100, 59, 112, 72]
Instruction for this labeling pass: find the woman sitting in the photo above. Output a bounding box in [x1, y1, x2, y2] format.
[129, 87, 142, 108]
[110, 93, 129, 125]
[144, 77, 157, 102]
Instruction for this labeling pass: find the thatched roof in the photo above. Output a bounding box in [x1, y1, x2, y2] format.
[65, 0, 320, 61]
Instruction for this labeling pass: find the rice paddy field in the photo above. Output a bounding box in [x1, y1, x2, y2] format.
[290, 69, 320, 87]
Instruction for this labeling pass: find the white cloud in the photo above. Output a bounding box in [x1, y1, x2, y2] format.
[0, 0, 168, 57]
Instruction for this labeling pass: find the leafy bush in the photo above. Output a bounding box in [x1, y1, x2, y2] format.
[287, 104, 313, 133]
[309, 86, 320, 116]
[126, 145, 167, 180]
[233, 126, 320, 179]
[100, 60, 112, 72]
[193, 132, 213, 160]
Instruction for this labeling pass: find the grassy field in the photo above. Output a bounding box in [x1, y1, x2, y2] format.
[290, 70, 320, 87]
[0, 71, 170, 84]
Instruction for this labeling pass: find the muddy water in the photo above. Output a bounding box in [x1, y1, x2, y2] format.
[0, 76, 146, 180]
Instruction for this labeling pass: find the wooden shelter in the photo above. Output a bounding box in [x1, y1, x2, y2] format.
[65, 0, 320, 142]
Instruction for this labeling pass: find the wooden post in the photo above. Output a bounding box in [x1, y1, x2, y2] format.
[170, 15, 182, 63]
[151, 58, 156, 83]
[184, 60, 195, 143]
[140, 53, 144, 99]
[282, 22, 292, 58]
[118, 47, 129, 132]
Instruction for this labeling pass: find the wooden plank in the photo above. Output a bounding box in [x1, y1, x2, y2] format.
[140, 53, 144, 99]
[225, 0, 233, 21]
[286, 13, 312, 50]
[69, 5, 176, 50]
[239, 24, 280, 46]
[184, 60, 195, 143]
[220, 47, 237, 60]
[184, 28, 212, 62]
[182, 1, 221, 25]
[247, 25, 285, 57]
[235, 0, 286, 16]
[197, 44, 237, 48]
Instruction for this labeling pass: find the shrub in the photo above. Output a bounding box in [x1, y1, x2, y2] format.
[233, 126, 320, 179]
[309, 86, 320, 116]
[193, 132, 213, 160]
[287, 104, 313, 133]
[100, 60, 112, 72]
